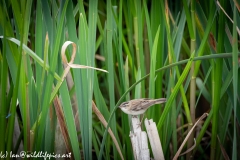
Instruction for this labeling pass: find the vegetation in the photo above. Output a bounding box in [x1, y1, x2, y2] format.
[0, 0, 239, 159]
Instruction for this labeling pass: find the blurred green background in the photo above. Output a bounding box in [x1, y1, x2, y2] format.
[0, 0, 239, 159]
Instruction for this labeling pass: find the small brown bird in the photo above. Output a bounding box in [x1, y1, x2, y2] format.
[119, 98, 166, 115]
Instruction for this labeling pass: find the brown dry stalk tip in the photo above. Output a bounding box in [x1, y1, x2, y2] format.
[95, 54, 105, 61]
[217, 136, 230, 160]
[233, 0, 240, 12]
[92, 101, 124, 160]
[173, 113, 208, 160]
[209, 33, 216, 52]
[53, 96, 72, 156]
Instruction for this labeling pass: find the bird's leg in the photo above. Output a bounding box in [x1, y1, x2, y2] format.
[140, 114, 145, 124]
[136, 114, 145, 128]
[132, 115, 138, 118]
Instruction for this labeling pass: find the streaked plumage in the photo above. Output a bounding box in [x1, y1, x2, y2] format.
[119, 98, 166, 115]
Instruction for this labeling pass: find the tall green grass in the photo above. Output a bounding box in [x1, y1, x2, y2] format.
[0, 0, 239, 160]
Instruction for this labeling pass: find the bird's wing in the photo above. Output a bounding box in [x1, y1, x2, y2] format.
[140, 100, 156, 109]
[129, 100, 143, 111]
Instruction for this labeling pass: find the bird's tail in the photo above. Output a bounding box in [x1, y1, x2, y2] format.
[154, 98, 167, 104]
